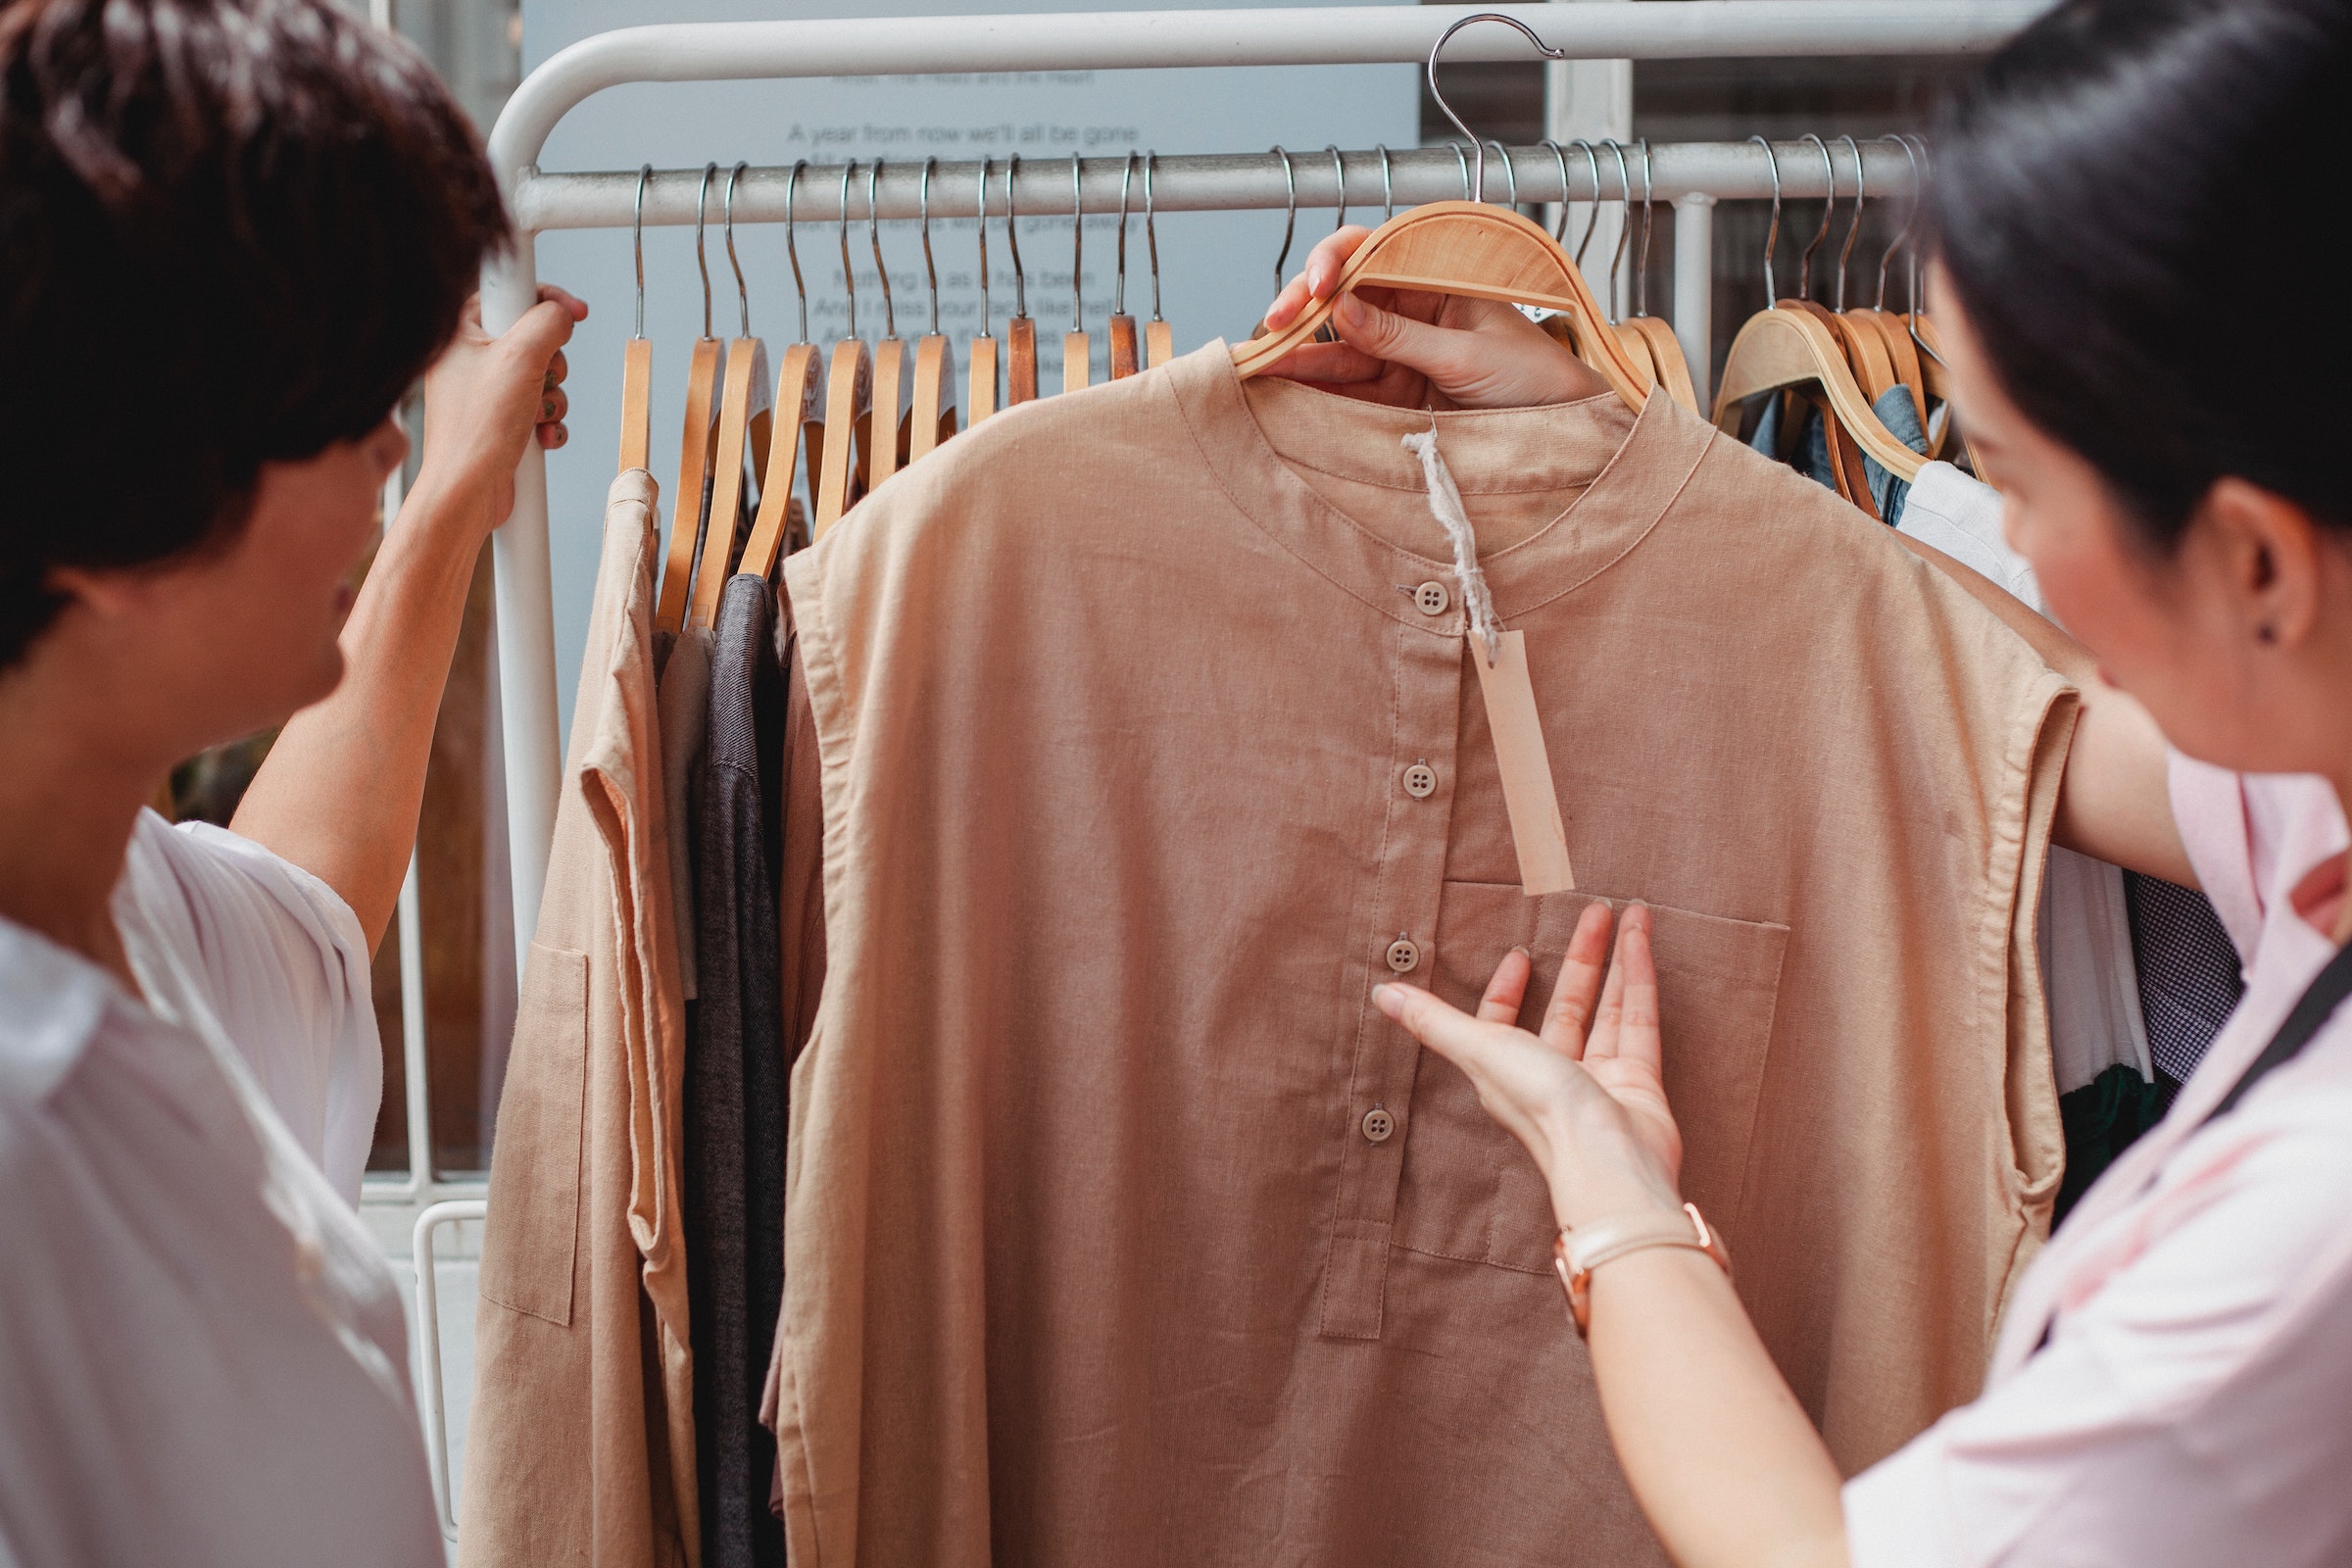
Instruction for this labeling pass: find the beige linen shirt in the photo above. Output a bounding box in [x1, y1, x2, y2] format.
[771, 349, 2074, 1566]
[463, 468, 700, 1568]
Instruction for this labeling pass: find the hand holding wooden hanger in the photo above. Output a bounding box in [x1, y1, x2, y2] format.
[1257, 224, 1606, 411]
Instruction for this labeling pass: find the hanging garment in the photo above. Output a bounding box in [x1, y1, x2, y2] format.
[1895, 461, 2176, 1216]
[766, 348, 2073, 1567]
[687, 573, 790, 1568]
[0, 813, 436, 1568]
[661, 624, 715, 998]
[463, 468, 699, 1568]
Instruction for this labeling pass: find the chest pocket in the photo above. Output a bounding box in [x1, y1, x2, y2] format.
[1392, 883, 1788, 1274]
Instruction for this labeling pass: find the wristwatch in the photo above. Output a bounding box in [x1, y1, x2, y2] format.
[1553, 1201, 1732, 1338]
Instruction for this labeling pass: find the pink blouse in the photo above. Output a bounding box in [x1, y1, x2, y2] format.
[1844, 754, 2352, 1565]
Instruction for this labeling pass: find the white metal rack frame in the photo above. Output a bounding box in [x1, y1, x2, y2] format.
[409, 0, 2043, 1534]
[479, 1, 2043, 968]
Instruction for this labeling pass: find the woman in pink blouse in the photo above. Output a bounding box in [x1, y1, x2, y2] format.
[1267, 0, 2352, 1561]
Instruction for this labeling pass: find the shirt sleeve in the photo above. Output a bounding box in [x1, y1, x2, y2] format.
[1843, 1082, 2352, 1567]
[131, 813, 384, 1203]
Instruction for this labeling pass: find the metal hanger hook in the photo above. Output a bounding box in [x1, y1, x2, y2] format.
[866, 159, 897, 339]
[920, 156, 941, 337]
[1326, 144, 1347, 232]
[1114, 152, 1136, 317]
[1374, 143, 1395, 221]
[1270, 145, 1298, 294]
[1541, 140, 1570, 241]
[1600, 138, 1632, 323]
[1749, 135, 1782, 308]
[1833, 135, 1865, 313]
[1484, 140, 1519, 207]
[1451, 141, 1471, 201]
[724, 160, 751, 338]
[976, 157, 993, 335]
[693, 161, 716, 340]
[1873, 133, 1924, 311]
[1005, 153, 1027, 319]
[1070, 153, 1085, 331]
[1796, 132, 1835, 301]
[1569, 139, 1603, 267]
[1425, 12, 1566, 204]
[1634, 138, 1655, 318]
[631, 164, 650, 340]
[837, 159, 858, 341]
[785, 159, 809, 343]
[1143, 151, 1164, 323]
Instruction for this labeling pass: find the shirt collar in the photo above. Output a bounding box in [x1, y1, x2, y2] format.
[1164, 343, 1715, 635]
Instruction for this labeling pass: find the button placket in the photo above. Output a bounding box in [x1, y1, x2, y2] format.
[1321, 618, 1464, 1342]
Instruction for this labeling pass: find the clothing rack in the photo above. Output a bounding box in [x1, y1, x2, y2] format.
[399, 0, 2044, 1533]
[476, 2, 2043, 970]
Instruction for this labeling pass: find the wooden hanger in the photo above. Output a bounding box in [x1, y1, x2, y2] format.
[618, 166, 656, 474]
[906, 156, 960, 461]
[968, 158, 1001, 425]
[1851, 134, 1930, 427]
[1143, 152, 1175, 368]
[1106, 154, 1142, 377]
[687, 164, 774, 630]
[656, 164, 727, 637]
[1710, 137, 1924, 484]
[861, 160, 911, 493]
[1621, 140, 1698, 411]
[814, 162, 875, 537]
[737, 341, 823, 582]
[1240, 38, 1646, 407]
[1062, 155, 1091, 393]
[1004, 154, 1038, 404]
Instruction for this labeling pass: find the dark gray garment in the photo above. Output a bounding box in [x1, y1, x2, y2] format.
[686, 571, 788, 1568]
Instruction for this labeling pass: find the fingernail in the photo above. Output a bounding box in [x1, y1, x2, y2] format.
[1511, 945, 1531, 958]
[1372, 983, 1398, 1014]
[1335, 293, 1364, 329]
[541, 398, 557, 419]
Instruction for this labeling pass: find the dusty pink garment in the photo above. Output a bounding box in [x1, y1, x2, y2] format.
[768, 348, 2073, 1566]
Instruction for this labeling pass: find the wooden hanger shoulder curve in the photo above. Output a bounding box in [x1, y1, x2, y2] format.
[908, 333, 959, 462]
[686, 335, 772, 629]
[618, 337, 653, 475]
[1711, 306, 1924, 482]
[655, 336, 724, 636]
[737, 342, 823, 583]
[1230, 202, 1650, 410]
[814, 338, 873, 540]
[1627, 317, 1697, 412]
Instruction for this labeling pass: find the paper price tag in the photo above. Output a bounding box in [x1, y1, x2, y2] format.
[1469, 630, 1575, 896]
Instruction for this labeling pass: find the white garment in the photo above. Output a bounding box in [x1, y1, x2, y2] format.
[1898, 462, 2154, 1090]
[0, 813, 438, 1567]
[1844, 760, 2352, 1566]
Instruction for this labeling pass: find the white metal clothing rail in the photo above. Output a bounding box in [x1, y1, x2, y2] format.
[480, 2, 2043, 964]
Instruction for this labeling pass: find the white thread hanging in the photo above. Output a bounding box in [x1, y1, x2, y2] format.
[1401, 421, 1503, 664]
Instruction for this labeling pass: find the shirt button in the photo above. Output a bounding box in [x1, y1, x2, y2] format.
[1361, 1107, 1396, 1144]
[1401, 761, 1438, 799]
[1385, 936, 1421, 974]
[1414, 580, 1451, 615]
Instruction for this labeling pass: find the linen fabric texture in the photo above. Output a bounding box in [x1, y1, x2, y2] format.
[0, 813, 436, 1568]
[462, 468, 700, 1568]
[770, 348, 2074, 1566]
[686, 573, 791, 1568]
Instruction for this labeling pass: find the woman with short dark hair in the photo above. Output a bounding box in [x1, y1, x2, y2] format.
[0, 0, 578, 1559]
[1268, 0, 2352, 1560]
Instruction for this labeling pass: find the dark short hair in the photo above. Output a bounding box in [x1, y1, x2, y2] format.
[0, 0, 508, 668]
[1931, 0, 2348, 550]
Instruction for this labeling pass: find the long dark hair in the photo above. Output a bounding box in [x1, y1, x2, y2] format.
[1932, 0, 2348, 548]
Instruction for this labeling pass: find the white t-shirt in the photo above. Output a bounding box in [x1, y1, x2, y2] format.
[0, 812, 439, 1567]
[1844, 759, 2352, 1565]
